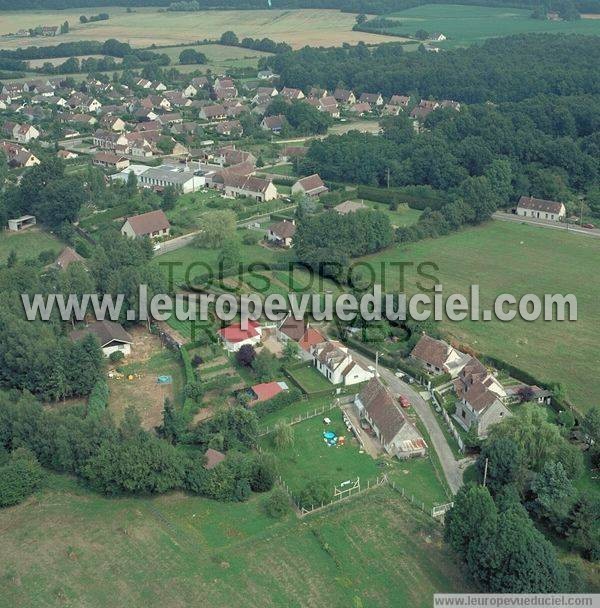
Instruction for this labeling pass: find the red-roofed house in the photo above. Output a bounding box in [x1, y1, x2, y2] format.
[218, 320, 262, 352]
[121, 209, 170, 239]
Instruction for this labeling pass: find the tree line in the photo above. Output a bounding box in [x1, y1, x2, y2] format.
[266, 34, 600, 104]
[446, 404, 600, 591]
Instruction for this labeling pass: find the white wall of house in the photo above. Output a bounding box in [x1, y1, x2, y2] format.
[221, 334, 261, 353]
[516, 205, 566, 222]
[102, 342, 131, 358]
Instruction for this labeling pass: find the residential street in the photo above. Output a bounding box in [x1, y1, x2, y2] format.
[348, 348, 467, 495]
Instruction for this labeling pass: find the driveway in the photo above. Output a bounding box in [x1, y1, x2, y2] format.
[348, 348, 466, 495]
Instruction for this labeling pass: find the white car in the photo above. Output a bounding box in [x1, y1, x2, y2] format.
[152, 243, 161, 251]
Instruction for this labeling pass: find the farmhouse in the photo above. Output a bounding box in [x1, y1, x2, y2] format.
[430, 32, 447, 41]
[280, 87, 305, 100]
[93, 152, 130, 171]
[333, 88, 356, 105]
[121, 209, 171, 239]
[267, 219, 296, 247]
[453, 358, 511, 438]
[276, 313, 326, 358]
[70, 320, 133, 358]
[354, 378, 427, 458]
[261, 114, 286, 133]
[310, 341, 374, 386]
[410, 334, 471, 378]
[359, 92, 384, 106]
[292, 174, 328, 197]
[222, 174, 277, 202]
[0, 141, 40, 168]
[218, 321, 262, 352]
[516, 196, 566, 222]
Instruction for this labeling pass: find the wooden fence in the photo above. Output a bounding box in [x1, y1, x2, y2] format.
[257, 402, 338, 437]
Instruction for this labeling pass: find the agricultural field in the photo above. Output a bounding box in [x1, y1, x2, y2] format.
[0, 472, 465, 608]
[384, 4, 600, 48]
[363, 220, 600, 411]
[0, 8, 398, 50]
[0, 228, 63, 264]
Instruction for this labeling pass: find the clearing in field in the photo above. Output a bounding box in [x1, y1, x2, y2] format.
[0, 472, 465, 608]
[385, 4, 600, 47]
[363, 220, 600, 411]
[0, 8, 399, 50]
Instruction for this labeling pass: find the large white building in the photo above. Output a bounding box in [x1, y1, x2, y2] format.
[111, 163, 206, 193]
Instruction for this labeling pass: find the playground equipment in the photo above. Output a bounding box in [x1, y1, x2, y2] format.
[323, 430, 337, 446]
[157, 375, 173, 385]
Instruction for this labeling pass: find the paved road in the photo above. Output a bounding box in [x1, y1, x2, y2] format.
[493, 212, 600, 238]
[348, 349, 466, 495]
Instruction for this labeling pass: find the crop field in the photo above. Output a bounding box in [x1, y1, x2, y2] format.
[0, 8, 398, 50]
[385, 4, 600, 48]
[363, 220, 600, 411]
[0, 228, 63, 263]
[0, 472, 465, 608]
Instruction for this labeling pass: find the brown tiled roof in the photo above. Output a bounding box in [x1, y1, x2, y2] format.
[125, 209, 170, 236]
[411, 335, 451, 369]
[223, 173, 272, 194]
[295, 174, 326, 194]
[334, 200, 367, 215]
[279, 315, 306, 341]
[270, 220, 296, 239]
[358, 378, 406, 445]
[70, 320, 132, 347]
[203, 448, 226, 470]
[517, 196, 564, 214]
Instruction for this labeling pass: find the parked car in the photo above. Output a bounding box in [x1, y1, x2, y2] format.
[582, 223, 595, 229]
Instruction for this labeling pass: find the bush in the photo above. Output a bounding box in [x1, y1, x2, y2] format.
[109, 350, 124, 363]
[88, 379, 109, 416]
[265, 486, 290, 518]
[298, 478, 330, 510]
[0, 449, 44, 508]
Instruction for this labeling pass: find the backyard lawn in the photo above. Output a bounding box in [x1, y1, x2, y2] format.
[0, 229, 63, 263]
[285, 364, 334, 394]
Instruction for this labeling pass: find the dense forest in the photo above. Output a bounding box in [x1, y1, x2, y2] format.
[0, 0, 599, 14]
[267, 35, 600, 103]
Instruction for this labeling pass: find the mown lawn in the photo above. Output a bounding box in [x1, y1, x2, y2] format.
[0, 229, 63, 263]
[285, 365, 333, 394]
[362, 220, 600, 412]
[0, 472, 466, 608]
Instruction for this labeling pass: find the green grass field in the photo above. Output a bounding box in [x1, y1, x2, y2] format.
[0, 228, 63, 263]
[362, 220, 600, 411]
[160, 43, 272, 70]
[0, 472, 465, 608]
[362, 200, 423, 227]
[386, 4, 600, 48]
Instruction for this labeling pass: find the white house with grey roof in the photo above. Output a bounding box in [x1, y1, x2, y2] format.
[310, 341, 373, 386]
[516, 196, 566, 222]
